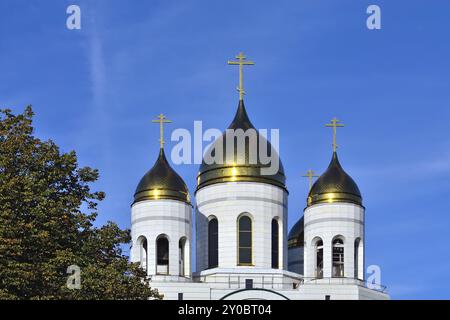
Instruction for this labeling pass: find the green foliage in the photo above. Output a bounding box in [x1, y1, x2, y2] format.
[0, 106, 162, 300]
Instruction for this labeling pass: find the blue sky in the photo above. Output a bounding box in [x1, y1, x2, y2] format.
[1, 0, 450, 299]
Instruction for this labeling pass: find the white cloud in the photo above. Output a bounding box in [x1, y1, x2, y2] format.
[89, 31, 106, 111]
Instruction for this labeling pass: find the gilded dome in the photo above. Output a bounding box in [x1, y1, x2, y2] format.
[134, 148, 191, 205]
[307, 152, 362, 207]
[196, 100, 286, 192]
[288, 217, 304, 249]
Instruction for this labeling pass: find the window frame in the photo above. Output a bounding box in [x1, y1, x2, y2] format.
[156, 235, 170, 275]
[332, 237, 345, 278]
[137, 236, 148, 273]
[271, 218, 280, 269]
[237, 214, 253, 266]
[314, 238, 324, 279]
[208, 217, 219, 269]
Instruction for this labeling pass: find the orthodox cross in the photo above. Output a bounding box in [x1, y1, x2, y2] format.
[227, 52, 255, 100]
[303, 169, 319, 191]
[152, 113, 172, 148]
[325, 117, 345, 152]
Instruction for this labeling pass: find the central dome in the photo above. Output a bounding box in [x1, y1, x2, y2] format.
[196, 100, 286, 192]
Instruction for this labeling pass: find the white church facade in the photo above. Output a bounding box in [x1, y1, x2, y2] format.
[129, 54, 389, 300]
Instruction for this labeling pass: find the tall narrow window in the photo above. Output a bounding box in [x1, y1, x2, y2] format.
[354, 238, 360, 279]
[156, 236, 169, 275]
[332, 238, 344, 278]
[271, 219, 279, 269]
[138, 236, 148, 273]
[208, 218, 218, 268]
[179, 238, 186, 276]
[315, 239, 323, 279]
[238, 215, 252, 265]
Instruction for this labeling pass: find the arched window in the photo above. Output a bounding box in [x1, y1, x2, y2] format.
[179, 237, 186, 276]
[137, 236, 148, 273]
[271, 219, 279, 269]
[238, 215, 252, 265]
[156, 235, 169, 275]
[332, 237, 344, 278]
[354, 238, 360, 279]
[315, 239, 324, 278]
[208, 218, 218, 268]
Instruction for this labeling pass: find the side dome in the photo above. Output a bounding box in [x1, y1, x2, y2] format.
[288, 216, 304, 249]
[196, 100, 286, 192]
[307, 152, 362, 207]
[134, 148, 191, 205]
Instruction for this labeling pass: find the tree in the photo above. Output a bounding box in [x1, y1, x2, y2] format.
[0, 106, 162, 300]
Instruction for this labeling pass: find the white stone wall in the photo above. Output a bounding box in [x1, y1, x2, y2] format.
[195, 182, 288, 271]
[132, 191, 388, 301]
[130, 199, 192, 279]
[195, 267, 302, 290]
[150, 277, 389, 300]
[303, 202, 364, 279]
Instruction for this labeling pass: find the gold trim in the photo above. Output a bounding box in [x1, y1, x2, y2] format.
[196, 165, 287, 193]
[133, 188, 191, 205]
[308, 192, 362, 207]
[288, 238, 302, 248]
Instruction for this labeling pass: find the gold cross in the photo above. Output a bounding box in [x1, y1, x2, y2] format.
[325, 117, 345, 152]
[152, 113, 172, 148]
[227, 52, 255, 100]
[303, 169, 319, 191]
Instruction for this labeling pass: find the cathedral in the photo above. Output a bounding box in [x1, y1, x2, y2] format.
[130, 53, 389, 300]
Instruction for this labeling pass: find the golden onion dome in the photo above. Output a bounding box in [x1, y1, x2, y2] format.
[307, 152, 362, 207]
[196, 100, 286, 192]
[134, 148, 191, 205]
[288, 216, 304, 249]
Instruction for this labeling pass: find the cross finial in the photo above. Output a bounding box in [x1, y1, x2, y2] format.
[227, 52, 255, 100]
[303, 169, 319, 191]
[151, 113, 172, 149]
[325, 117, 345, 152]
